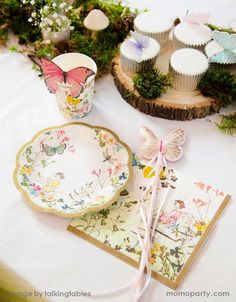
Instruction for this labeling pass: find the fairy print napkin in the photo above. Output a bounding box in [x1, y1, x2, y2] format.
[68, 154, 230, 289]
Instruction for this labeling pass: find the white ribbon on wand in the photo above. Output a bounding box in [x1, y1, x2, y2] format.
[133, 152, 167, 302]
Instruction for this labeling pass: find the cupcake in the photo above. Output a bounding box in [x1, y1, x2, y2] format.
[120, 31, 160, 76]
[173, 22, 212, 51]
[170, 48, 209, 91]
[134, 11, 174, 47]
[205, 30, 236, 69]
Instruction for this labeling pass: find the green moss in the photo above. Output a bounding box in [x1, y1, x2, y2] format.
[198, 70, 236, 106]
[216, 113, 236, 135]
[133, 68, 172, 99]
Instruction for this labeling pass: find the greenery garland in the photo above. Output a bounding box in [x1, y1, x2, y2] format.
[0, 0, 136, 76]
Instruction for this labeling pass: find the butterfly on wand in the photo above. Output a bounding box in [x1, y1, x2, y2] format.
[28, 55, 95, 98]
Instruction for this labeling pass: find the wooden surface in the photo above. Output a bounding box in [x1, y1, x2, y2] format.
[111, 41, 221, 121]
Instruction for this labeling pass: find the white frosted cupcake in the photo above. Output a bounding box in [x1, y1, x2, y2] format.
[170, 48, 209, 91]
[173, 22, 212, 50]
[205, 31, 236, 69]
[134, 11, 174, 47]
[120, 31, 160, 76]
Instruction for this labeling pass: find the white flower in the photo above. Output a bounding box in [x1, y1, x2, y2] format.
[44, 5, 49, 11]
[53, 12, 58, 18]
[28, 18, 33, 22]
[46, 27, 52, 32]
[52, 3, 57, 8]
[68, 5, 73, 10]
[30, 0, 35, 5]
[22, 0, 27, 4]
[70, 26, 74, 30]
[49, 20, 53, 26]
[31, 12, 36, 17]
[59, 3, 64, 9]
[62, 15, 67, 21]
[45, 40, 51, 44]
[43, 18, 49, 24]
[56, 19, 62, 26]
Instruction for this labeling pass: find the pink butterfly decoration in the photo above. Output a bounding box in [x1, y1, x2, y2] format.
[139, 126, 187, 162]
[182, 12, 210, 25]
[29, 55, 95, 97]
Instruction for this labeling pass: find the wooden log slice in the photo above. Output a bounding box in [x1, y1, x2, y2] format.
[111, 42, 221, 121]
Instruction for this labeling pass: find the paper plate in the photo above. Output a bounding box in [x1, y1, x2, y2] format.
[14, 122, 132, 217]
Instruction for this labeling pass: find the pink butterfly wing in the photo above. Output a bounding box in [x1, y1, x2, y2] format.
[163, 129, 187, 161]
[183, 13, 210, 25]
[29, 56, 64, 93]
[139, 126, 160, 160]
[66, 67, 95, 97]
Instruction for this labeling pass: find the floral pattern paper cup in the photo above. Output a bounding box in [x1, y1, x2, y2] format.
[53, 53, 97, 119]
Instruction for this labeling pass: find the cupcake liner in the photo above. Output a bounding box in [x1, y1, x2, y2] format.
[169, 66, 205, 91]
[173, 33, 206, 52]
[120, 53, 159, 76]
[169, 50, 209, 91]
[134, 25, 173, 47]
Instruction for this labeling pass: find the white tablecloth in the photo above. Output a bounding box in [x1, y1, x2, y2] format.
[0, 1, 236, 301]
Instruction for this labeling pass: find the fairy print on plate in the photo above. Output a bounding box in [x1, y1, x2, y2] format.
[14, 123, 132, 217]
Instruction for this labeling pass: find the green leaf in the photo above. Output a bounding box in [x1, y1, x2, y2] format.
[113, 225, 119, 232]
[95, 129, 101, 136]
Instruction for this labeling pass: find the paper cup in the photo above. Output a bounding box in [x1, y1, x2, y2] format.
[53, 53, 97, 119]
[42, 27, 71, 43]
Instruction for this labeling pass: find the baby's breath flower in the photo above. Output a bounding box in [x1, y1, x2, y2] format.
[70, 26, 74, 30]
[68, 5, 73, 10]
[53, 12, 58, 18]
[52, 3, 57, 8]
[44, 5, 49, 11]
[56, 19, 61, 26]
[45, 40, 51, 44]
[28, 17, 33, 22]
[31, 12, 36, 17]
[30, 0, 35, 5]
[46, 27, 52, 32]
